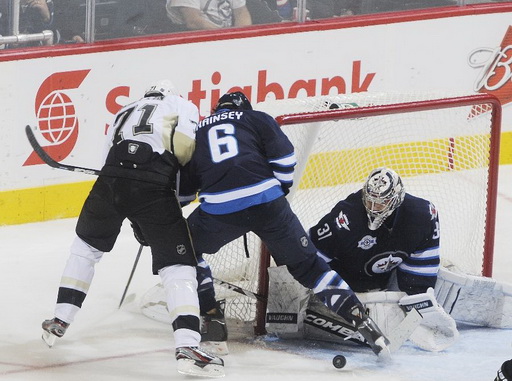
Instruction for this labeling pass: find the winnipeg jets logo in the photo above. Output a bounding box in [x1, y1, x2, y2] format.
[335, 211, 350, 231]
[372, 254, 403, 273]
[358, 235, 377, 250]
[429, 202, 438, 220]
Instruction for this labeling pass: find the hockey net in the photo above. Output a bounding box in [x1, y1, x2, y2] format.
[140, 92, 501, 337]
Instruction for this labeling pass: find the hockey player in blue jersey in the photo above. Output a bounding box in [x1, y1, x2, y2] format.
[309, 167, 441, 295]
[179, 91, 391, 357]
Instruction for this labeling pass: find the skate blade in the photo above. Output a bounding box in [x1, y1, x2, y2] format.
[177, 359, 225, 378]
[201, 341, 229, 356]
[42, 331, 57, 348]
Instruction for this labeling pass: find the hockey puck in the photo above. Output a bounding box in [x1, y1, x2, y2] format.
[332, 355, 347, 369]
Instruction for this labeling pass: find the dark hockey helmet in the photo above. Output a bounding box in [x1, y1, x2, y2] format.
[213, 91, 253, 112]
[362, 167, 405, 230]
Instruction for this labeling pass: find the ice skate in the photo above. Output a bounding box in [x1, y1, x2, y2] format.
[175, 346, 225, 378]
[201, 299, 229, 355]
[42, 317, 69, 348]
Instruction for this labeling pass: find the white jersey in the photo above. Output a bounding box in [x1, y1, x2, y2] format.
[166, 0, 246, 28]
[104, 94, 199, 167]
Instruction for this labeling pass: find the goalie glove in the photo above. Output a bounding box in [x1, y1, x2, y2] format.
[131, 221, 149, 247]
[399, 287, 459, 352]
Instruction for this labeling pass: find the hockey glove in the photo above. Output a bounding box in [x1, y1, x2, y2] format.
[399, 287, 458, 351]
[131, 221, 149, 246]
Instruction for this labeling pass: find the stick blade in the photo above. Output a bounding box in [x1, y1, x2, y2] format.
[25, 125, 60, 169]
[388, 308, 423, 352]
[24, 124, 100, 175]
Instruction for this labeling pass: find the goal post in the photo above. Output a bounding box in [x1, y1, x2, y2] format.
[140, 92, 502, 337]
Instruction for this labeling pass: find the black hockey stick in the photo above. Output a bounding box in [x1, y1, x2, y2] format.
[118, 244, 144, 308]
[25, 125, 100, 176]
[213, 278, 266, 302]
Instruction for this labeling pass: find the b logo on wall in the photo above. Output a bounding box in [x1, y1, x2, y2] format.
[469, 25, 512, 116]
[24, 70, 91, 166]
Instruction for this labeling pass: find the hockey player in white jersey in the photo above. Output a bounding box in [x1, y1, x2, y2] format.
[41, 80, 224, 378]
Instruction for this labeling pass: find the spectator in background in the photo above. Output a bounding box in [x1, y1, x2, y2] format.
[0, 0, 8, 43]
[246, 0, 282, 24]
[166, 0, 252, 30]
[330, 0, 362, 16]
[111, 0, 185, 37]
[273, 0, 360, 20]
[1, 0, 57, 48]
[21, 0, 53, 32]
[52, 0, 86, 43]
[54, 0, 181, 43]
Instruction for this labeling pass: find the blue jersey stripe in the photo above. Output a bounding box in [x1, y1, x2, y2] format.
[200, 185, 284, 214]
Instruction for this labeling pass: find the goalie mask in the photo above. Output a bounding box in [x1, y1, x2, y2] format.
[213, 91, 253, 113]
[362, 167, 405, 230]
[144, 79, 180, 98]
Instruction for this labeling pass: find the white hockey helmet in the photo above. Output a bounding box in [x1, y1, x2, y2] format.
[362, 167, 405, 230]
[144, 79, 180, 97]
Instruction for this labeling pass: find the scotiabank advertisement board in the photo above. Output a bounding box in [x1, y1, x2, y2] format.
[1, 6, 512, 223]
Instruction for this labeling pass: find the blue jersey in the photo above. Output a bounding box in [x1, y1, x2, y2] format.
[309, 190, 440, 294]
[180, 108, 296, 214]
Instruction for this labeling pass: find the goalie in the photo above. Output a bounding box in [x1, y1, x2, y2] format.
[269, 167, 512, 352]
[268, 167, 456, 352]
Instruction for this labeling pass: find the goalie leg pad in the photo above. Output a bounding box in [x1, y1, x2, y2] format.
[357, 291, 406, 337]
[435, 266, 512, 328]
[265, 266, 310, 337]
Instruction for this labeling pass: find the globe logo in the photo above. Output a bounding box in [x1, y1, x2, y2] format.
[36, 91, 78, 144]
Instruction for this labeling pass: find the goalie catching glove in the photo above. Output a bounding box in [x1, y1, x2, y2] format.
[398, 287, 458, 352]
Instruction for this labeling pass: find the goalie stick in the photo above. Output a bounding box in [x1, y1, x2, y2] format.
[25, 125, 100, 176]
[305, 306, 423, 354]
